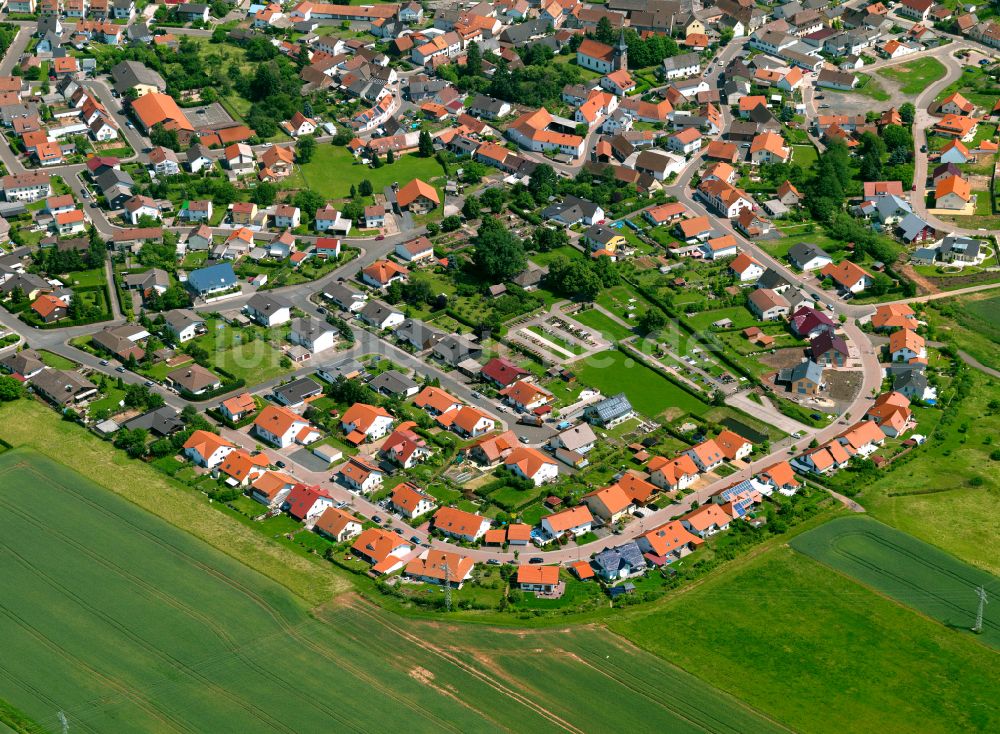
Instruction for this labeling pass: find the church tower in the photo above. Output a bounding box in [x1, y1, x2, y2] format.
[613, 29, 628, 71]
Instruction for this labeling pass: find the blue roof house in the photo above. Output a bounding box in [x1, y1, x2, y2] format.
[187, 263, 238, 297]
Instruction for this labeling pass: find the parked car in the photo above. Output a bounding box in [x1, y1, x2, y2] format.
[487, 559, 501, 565]
[529, 557, 544, 564]
[115, 366, 125, 373]
[275, 460, 286, 468]
[143, 381, 154, 387]
[373, 515, 383, 524]
[410, 535, 421, 544]
[100, 359, 109, 366]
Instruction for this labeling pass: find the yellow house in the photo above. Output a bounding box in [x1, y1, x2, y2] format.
[685, 18, 706, 36]
[584, 224, 627, 253]
[230, 202, 258, 226]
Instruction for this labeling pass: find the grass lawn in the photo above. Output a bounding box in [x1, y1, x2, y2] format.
[847, 73, 890, 101]
[37, 350, 78, 370]
[213, 340, 292, 385]
[684, 306, 759, 332]
[294, 146, 446, 200]
[61, 267, 106, 288]
[528, 245, 583, 267]
[571, 307, 635, 341]
[790, 144, 817, 171]
[595, 284, 648, 321]
[878, 56, 947, 94]
[87, 386, 125, 417]
[575, 349, 711, 419]
[611, 545, 1000, 734]
[792, 516, 1000, 649]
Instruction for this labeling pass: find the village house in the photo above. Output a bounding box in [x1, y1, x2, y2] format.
[541, 505, 594, 540]
[432, 506, 491, 542]
[337, 456, 385, 493]
[388, 481, 437, 519]
[253, 404, 321, 449]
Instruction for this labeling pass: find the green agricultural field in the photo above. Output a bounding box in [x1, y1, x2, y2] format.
[878, 57, 947, 94]
[575, 349, 712, 419]
[293, 146, 446, 200]
[791, 516, 1000, 648]
[611, 545, 1000, 734]
[0, 447, 785, 733]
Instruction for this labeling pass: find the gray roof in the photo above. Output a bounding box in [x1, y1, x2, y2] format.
[556, 423, 597, 452]
[897, 213, 933, 242]
[874, 194, 911, 220]
[940, 235, 981, 259]
[0, 349, 45, 377]
[323, 281, 364, 308]
[432, 334, 481, 366]
[0, 272, 50, 295]
[122, 406, 184, 436]
[394, 318, 444, 349]
[470, 94, 508, 116]
[788, 242, 831, 266]
[894, 369, 928, 394]
[246, 291, 291, 315]
[584, 223, 620, 246]
[662, 52, 701, 71]
[290, 317, 333, 341]
[542, 195, 602, 224]
[359, 299, 402, 325]
[124, 268, 169, 291]
[756, 268, 793, 291]
[31, 369, 96, 405]
[164, 308, 203, 332]
[95, 166, 135, 195]
[781, 359, 823, 385]
[274, 377, 323, 406]
[370, 369, 418, 396]
[586, 393, 633, 424]
[593, 541, 646, 576]
[322, 357, 363, 380]
[111, 60, 165, 95]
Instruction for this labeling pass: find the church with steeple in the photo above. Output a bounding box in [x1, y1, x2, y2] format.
[613, 29, 628, 71]
[576, 32, 629, 75]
